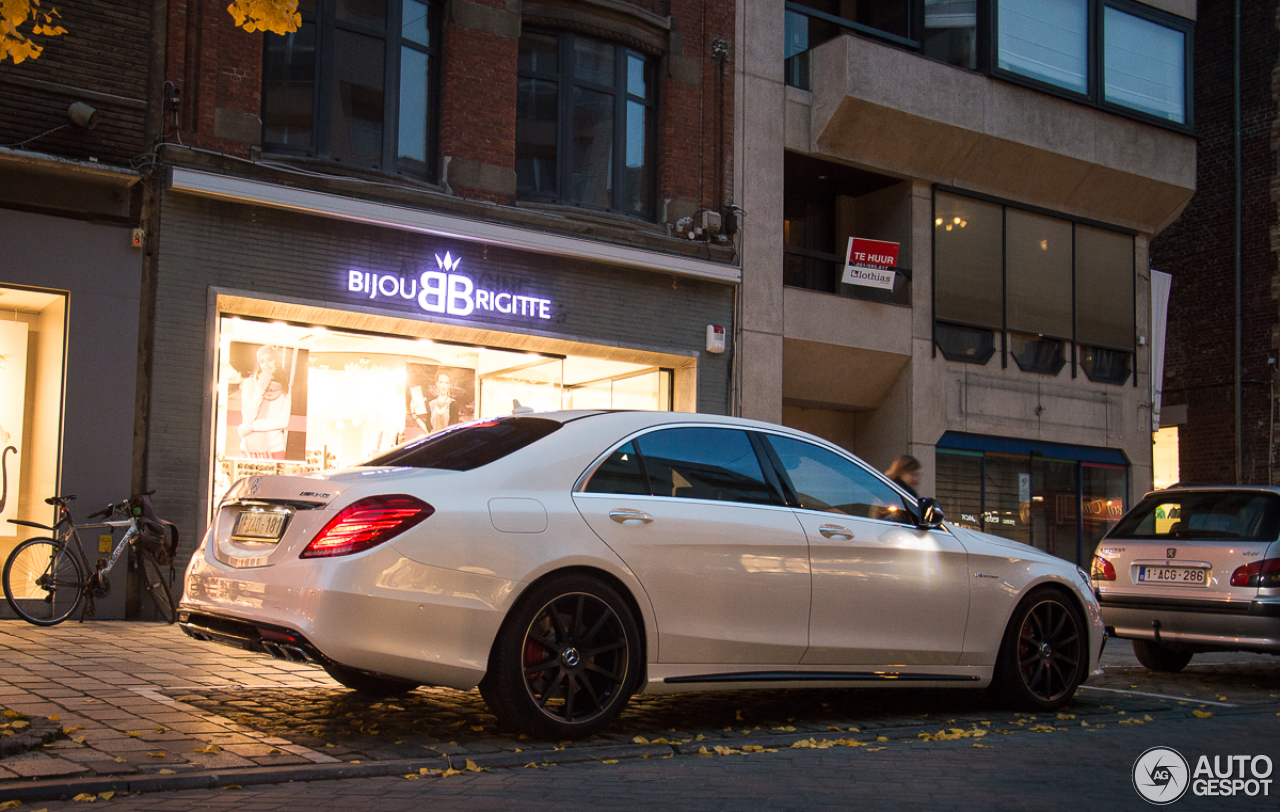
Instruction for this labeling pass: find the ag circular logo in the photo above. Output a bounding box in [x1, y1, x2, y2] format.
[1134, 747, 1190, 805]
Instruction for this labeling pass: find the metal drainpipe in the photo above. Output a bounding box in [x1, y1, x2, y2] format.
[1235, 0, 1243, 484]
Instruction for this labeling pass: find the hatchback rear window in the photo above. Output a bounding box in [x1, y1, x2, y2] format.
[1107, 491, 1280, 542]
[362, 417, 562, 471]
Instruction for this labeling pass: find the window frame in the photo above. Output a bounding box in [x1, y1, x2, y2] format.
[260, 0, 441, 181]
[516, 28, 659, 220]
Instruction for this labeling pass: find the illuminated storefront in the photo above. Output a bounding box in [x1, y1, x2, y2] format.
[148, 177, 736, 542]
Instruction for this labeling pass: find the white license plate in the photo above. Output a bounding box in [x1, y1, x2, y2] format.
[232, 511, 287, 540]
[1137, 566, 1208, 586]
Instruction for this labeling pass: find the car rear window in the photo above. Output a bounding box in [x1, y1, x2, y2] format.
[1107, 491, 1280, 542]
[362, 417, 562, 471]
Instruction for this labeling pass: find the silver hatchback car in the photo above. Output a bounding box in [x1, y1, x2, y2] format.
[1091, 486, 1280, 672]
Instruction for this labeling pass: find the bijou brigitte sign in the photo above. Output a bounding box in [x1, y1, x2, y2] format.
[345, 252, 553, 320]
[842, 237, 900, 290]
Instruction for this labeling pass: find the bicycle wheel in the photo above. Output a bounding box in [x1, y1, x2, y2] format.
[138, 551, 176, 624]
[3, 538, 85, 626]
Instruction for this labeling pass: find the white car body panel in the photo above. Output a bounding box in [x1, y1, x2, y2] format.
[180, 410, 1105, 704]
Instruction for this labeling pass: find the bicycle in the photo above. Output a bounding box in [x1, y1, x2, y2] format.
[2, 493, 178, 626]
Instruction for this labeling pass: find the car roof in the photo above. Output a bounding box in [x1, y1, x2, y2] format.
[1140, 484, 1280, 500]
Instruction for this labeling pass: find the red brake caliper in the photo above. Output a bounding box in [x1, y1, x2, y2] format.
[524, 640, 547, 680]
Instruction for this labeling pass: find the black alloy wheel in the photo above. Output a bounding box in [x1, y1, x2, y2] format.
[994, 588, 1086, 711]
[481, 574, 640, 740]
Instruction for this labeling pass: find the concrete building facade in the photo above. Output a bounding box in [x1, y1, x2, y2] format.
[735, 0, 1197, 564]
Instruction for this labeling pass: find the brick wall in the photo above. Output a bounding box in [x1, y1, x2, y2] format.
[1148, 0, 1280, 485]
[165, 0, 262, 157]
[0, 0, 151, 165]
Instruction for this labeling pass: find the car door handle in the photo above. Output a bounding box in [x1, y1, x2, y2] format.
[819, 523, 853, 540]
[609, 509, 654, 526]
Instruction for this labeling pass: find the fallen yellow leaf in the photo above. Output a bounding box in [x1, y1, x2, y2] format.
[441, 768, 463, 777]
[98, 793, 113, 801]
[601, 759, 618, 764]
[49, 715, 59, 722]
[71, 793, 96, 802]
[632, 735, 649, 744]
[0, 801, 20, 811]
[1193, 710, 1213, 719]
[267, 748, 281, 755]
[124, 731, 141, 738]
[403, 774, 421, 780]
[158, 769, 176, 775]
[155, 727, 170, 734]
[876, 736, 888, 742]
[113, 757, 126, 763]
[222, 785, 241, 790]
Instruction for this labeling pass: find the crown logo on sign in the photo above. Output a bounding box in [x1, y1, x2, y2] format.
[435, 252, 461, 273]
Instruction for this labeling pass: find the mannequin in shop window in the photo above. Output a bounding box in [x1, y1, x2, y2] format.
[237, 345, 292, 460]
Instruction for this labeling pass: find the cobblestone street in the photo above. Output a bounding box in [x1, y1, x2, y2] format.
[0, 621, 1275, 809]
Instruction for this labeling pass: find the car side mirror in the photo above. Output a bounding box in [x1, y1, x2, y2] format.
[916, 497, 945, 529]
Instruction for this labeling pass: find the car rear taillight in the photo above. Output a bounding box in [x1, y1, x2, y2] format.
[1230, 558, 1280, 588]
[1091, 555, 1116, 581]
[300, 495, 434, 559]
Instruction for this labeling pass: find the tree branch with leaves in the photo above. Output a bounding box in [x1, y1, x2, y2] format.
[1, 0, 297, 65]
[1, 0, 65, 65]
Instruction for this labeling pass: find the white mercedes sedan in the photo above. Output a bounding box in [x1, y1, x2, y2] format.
[179, 411, 1104, 739]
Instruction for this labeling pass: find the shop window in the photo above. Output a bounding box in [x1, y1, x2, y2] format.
[1082, 462, 1126, 550]
[261, 0, 440, 179]
[936, 449, 982, 530]
[516, 30, 656, 219]
[212, 316, 674, 499]
[983, 452, 1031, 544]
[0, 288, 67, 564]
[935, 322, 995, 365]
[1010, 333, 1065, 375]
[1030, 456, 1080, 562]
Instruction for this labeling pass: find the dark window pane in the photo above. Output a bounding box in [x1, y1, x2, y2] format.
[330, 30, 385, 165]
[516, 77, 558, 194]
[634, 428, 776, 505]
[996, 0, 1087, 93]
[766, 435, 912, 523]
[936, 450, 983, 530]
[584, 441, 649, 495]
[571, 86, 614, 208]
[1031, 457, 1080, 563]
[337, 0, 386, 29]
[1075, 225, 1134, 350]
[519, 32, 559, 75]
[574, 37, 615, 86]
[622, 100, 651, 216]
[1080, 345, 1131, 385]
[398, 46, 428, 165]
[923, 0, 977, 69]
[1104, 7, 1185, 123]
[853, 0, 909, 38]
[935, 322, 996, 364]
[934, 192, 1003, 329]
[401, 0, 432, 47]
[263, 23, 317, 149]
[364, 417, 562, 470]
[983, 453, 1031, 544]
[1010, 333, 1065, 375]
[1005, 208, 1072, 338]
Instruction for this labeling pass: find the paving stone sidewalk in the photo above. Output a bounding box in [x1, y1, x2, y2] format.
[0, 620, 1275, 802]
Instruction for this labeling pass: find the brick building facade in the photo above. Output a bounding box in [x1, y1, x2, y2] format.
[1150, 0, 1280, 485]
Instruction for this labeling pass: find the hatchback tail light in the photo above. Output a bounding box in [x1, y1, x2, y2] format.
[1229, 558, 1280, 588]
[301, 495, 434, 559]
[1091, 555, 1116, 582]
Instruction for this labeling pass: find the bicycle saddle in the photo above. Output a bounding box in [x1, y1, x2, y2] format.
[44, 495, 75, 505]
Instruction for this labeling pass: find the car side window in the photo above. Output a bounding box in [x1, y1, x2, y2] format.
[633, 427, 777, 506]
[583, 441, 649, 495]
[764, 434, 913, 524]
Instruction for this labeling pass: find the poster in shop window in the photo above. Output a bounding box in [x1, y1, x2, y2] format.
[0, 321, 28, 536]
[405, 363, 475, 441]
[224, 342, 309, 462]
